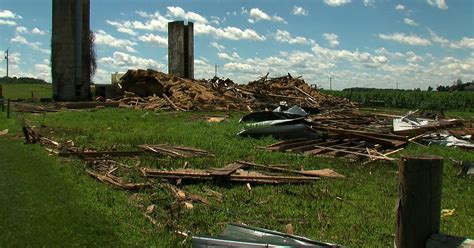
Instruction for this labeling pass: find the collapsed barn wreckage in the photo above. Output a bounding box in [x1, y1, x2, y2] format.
[115, 69, 352, 111]
[15, 69, 473, 246]
[17, 69, 474, 162]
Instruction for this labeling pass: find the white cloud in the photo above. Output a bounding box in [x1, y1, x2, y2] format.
[428, 29, 450, 45]
[15, 26, 27, 33]
[312, 43, 388, 67]
[99, 51, 164, 70]
[363, 0, 375, 7]
[323, 0, 352, 7]
[405, 51, 424, 63]
[218, 51, 240, 61]
[275, 29, 309, 45]
[455, 38, 474, 49]
[379, 33, 431, 46]
[427, 0, 448, 10]
[323, 33, 340, 47]
[109, 9, 265, 41]
[95, 30, 137, 53]
[15, 26, 47, 35]
[31, 28, 47, 35]
[117, 27, 137, 36]
[374, 47, 405, 60]
[34, 63, 51, 81]
[10, 35, 49, 54]
[403, 18, 418, 26]
[223, 50, 335, 83]
[0, 10, 22, 19]
[210, 42, 225, 51]
[395, 4, 405, 11]
[166, 6, 208, 24]
[195, 24, 266, 41]
[210, 16, 221, 25]
[138, 33, 168, 48]
[247, 8, 287, 24]
[292, 6, 308, 16]
[0, 19, 17, 26]
[8, 52, 22, 64]
[429, 30, 474, 49]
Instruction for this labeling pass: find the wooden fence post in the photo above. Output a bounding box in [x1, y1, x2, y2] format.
[395, 155, 443, 248]
[7, 99, 10, 118]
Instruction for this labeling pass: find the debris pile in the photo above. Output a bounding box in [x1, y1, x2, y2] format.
[116, 69, 352, 111]
[238, 108, 473, 162]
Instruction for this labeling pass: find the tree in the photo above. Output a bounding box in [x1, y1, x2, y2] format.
[427, 86, 433, 92]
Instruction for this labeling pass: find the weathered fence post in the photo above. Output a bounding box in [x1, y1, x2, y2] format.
[7, 98, 10, 118]
[395, 155, 443, 248]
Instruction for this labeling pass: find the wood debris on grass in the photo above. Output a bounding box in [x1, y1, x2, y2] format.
[0, 129, 8, 136]
[140, 160, 344, 184]
[86, 170, 150, 190]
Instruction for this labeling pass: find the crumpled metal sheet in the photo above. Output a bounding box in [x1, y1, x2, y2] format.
[422, 133, 474, 149]
[192, 223, 341, 248]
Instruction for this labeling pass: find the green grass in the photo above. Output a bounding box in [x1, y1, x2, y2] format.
[0, 112, 177, 247]
[323, 89, 474, 112]
[1, 83, 52, 100]
[1, 108, 473, 247]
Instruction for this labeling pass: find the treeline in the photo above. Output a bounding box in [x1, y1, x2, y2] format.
[0, 76, 49, 84]
[434, 80, 474, 92]
[324, 89, 473, 111]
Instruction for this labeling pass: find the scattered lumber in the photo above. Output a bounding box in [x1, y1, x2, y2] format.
[140, 160, 345, 184]
[87, 170, 150, 190]
[138, 144, 214, 158]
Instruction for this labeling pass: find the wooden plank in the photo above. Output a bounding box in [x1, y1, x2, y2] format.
[313, 126, 408, 141]
[141, 168, 320, 184]
[265, 138, 308, 148]
[211, 163, 244, 176]
[302, 141, 353, 155]
[288, 140, 341, 153]
[333, 142, 368, 157]
[304, 145, 395, 160]
[395, 156, 443, 248]
[271, 139, 323, 151]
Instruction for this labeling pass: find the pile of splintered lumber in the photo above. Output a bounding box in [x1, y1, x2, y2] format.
[116, 69, 353, 112]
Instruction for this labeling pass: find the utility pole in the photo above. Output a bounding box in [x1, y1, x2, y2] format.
[4, 48, 8, 78]
[214, 64, 219, 77]
[396, 82, 399, 89]
[329, 76, 333, 90]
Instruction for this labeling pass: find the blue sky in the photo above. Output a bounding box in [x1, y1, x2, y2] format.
[0, 0, 473, 90]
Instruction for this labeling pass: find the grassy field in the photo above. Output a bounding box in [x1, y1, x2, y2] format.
[0, 107, 473, 247]
[0, 83, 52, 100]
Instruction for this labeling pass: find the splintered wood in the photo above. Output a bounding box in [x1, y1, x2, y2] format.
[138, 144, 214, 158]
[264, 138, 399, 161]
[141, 161, 344, 184]
[87, 170, 150, 190]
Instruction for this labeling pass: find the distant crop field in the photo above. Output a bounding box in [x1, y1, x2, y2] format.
[1, 83, 52, 100]
[323, 90, 474, 112]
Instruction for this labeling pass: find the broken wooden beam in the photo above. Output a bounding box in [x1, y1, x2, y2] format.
[87, 170, 150, 190]
[140, 168, 320, 184]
